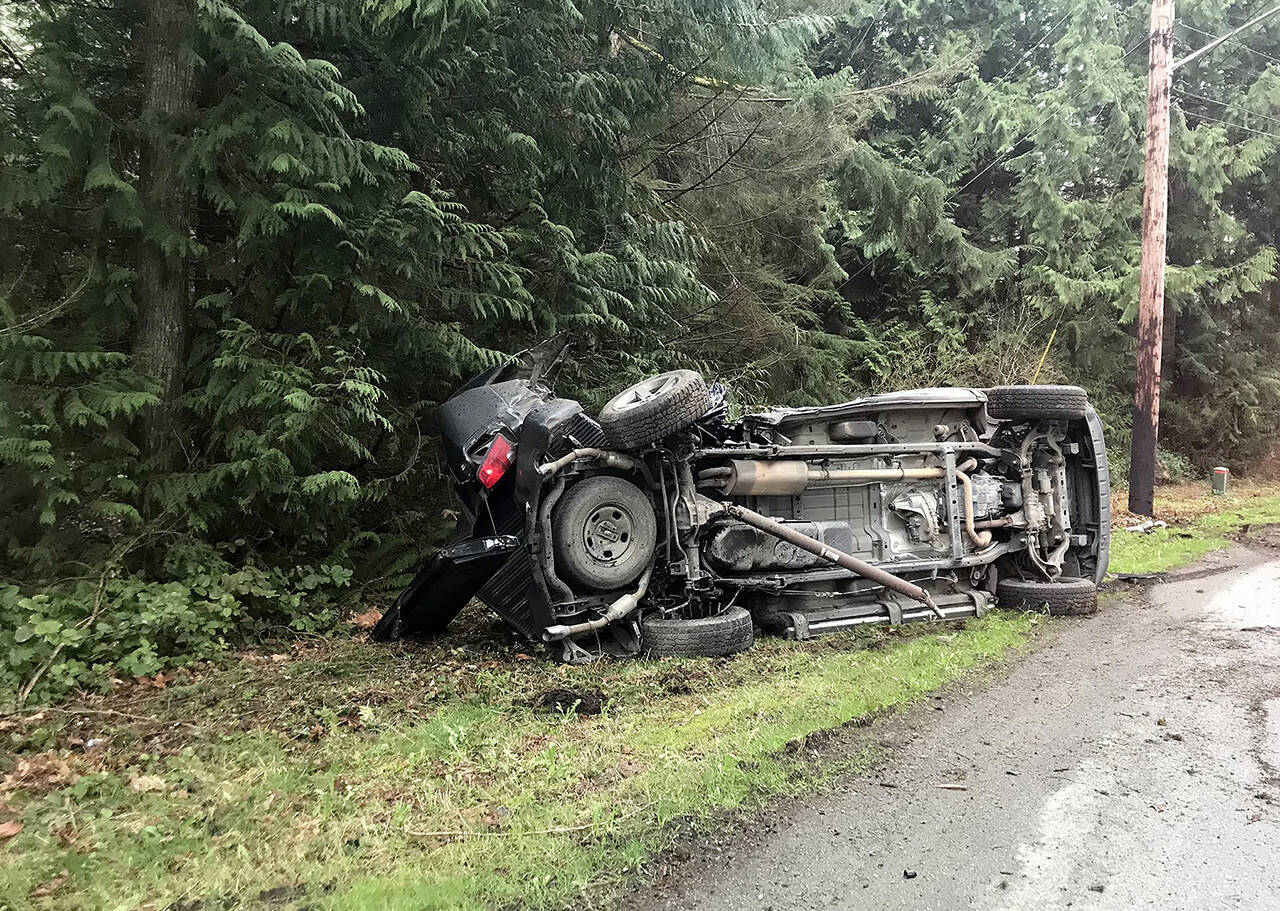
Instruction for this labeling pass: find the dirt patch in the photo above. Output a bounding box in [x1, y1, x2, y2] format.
[526, 688, 606, 715]
[1114, 480, 1280, 526]
[1237, 524, 1280, 550]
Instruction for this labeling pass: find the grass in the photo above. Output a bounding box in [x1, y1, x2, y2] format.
[0, 612, 1037, 911]
[1108, 479, 1280, 575]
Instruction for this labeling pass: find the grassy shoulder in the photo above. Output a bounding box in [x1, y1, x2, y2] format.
[1, 611, 1037, 911]
[1109, 480, 1280, 575]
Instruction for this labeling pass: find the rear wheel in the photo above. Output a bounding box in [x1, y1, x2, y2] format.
[986, 385, 1088, 421]
[641, 607, 755, 658]
[598, 369, 709, 449]
[553, 476, 657, 591]
[997, 577, 1097, 616]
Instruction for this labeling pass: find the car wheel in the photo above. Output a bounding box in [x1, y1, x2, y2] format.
[641, 606, 755, 658]
[997, 577, 1097, 616]
[552, 476, 657, 591]
[598, 369, 710, 449]
[986, 385, 1088, 421]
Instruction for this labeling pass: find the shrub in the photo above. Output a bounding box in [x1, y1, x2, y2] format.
[1, 549, 352, 705]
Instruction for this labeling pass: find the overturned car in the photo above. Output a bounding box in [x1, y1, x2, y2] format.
[375, 339, 1111, 661]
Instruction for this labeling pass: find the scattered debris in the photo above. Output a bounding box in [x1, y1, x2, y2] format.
[936, 783, 968, 791]
[0, 754, 78, 796]
[350, 609, 383, 631]
[0, 820, 23, 840]
[127, 774, 170, 794]
[1124, 520, 1169, 534]
[1156, 717, 1168, 726]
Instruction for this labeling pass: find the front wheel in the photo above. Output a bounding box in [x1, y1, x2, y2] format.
[997, 577, 1097, 616]
[986, 385, 1088, 421]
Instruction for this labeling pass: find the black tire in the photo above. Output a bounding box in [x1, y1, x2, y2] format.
[997, 577, 1097, 616]
[553, 476, 657, 591]
[986, 385, 1088, 421]
[599, 369, 710, 449]
[641, 606, 755, 658]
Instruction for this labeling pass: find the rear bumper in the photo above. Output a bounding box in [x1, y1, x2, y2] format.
[372, 535, 520, 641]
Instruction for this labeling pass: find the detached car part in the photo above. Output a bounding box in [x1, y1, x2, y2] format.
[375, 340, 1110, 661]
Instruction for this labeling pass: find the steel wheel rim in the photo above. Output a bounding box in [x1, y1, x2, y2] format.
[582, 502, 636, 565]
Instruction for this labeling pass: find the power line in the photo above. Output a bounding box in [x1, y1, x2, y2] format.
[1177, 19, 1280, 69]
[1184, 109, 1280, 140]
[994, 3, 1082, 85]
[1177, 88, 1280, 129]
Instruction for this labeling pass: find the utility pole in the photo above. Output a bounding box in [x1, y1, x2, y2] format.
[1128, 0, 1175, 518]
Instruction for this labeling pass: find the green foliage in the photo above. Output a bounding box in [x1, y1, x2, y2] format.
[0, 545, 353, 702]
[2, 0, 1279, 700]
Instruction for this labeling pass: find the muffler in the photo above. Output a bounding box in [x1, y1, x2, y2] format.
[700, 459, 946, 496]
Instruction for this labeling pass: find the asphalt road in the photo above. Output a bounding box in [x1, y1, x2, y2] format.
[632, 544, 1280, 911]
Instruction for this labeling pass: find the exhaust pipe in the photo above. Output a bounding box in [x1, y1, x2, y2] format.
[541, 566, 654, 641]
[701, 460, 946, 496]
[539, 447, 640, 478]
[703, 459, 996, 550]
[955, 459, 994, 549]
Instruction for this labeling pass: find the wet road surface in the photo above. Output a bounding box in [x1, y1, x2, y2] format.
[631, 546, 1280, 911]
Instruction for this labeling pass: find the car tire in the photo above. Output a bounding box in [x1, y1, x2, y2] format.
[641, 606, 755, 658]
[986, 385, 1088, 421]
[997, 577, 1097, 616]
[553, 476, 657, 591]
[598, 369, 710, 449]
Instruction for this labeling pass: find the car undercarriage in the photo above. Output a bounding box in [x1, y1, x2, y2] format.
[375, 339, 1111, 661]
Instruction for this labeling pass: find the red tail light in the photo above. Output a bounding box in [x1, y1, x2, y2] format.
[477, 434, 515, 488]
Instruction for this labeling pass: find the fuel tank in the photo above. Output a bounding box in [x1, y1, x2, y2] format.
[704, 520, 855, 572]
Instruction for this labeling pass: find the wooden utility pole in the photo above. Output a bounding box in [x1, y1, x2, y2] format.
[1128, 0, 1175, 518]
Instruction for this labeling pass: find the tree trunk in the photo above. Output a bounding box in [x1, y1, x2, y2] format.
[134, 0, 197, 466]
